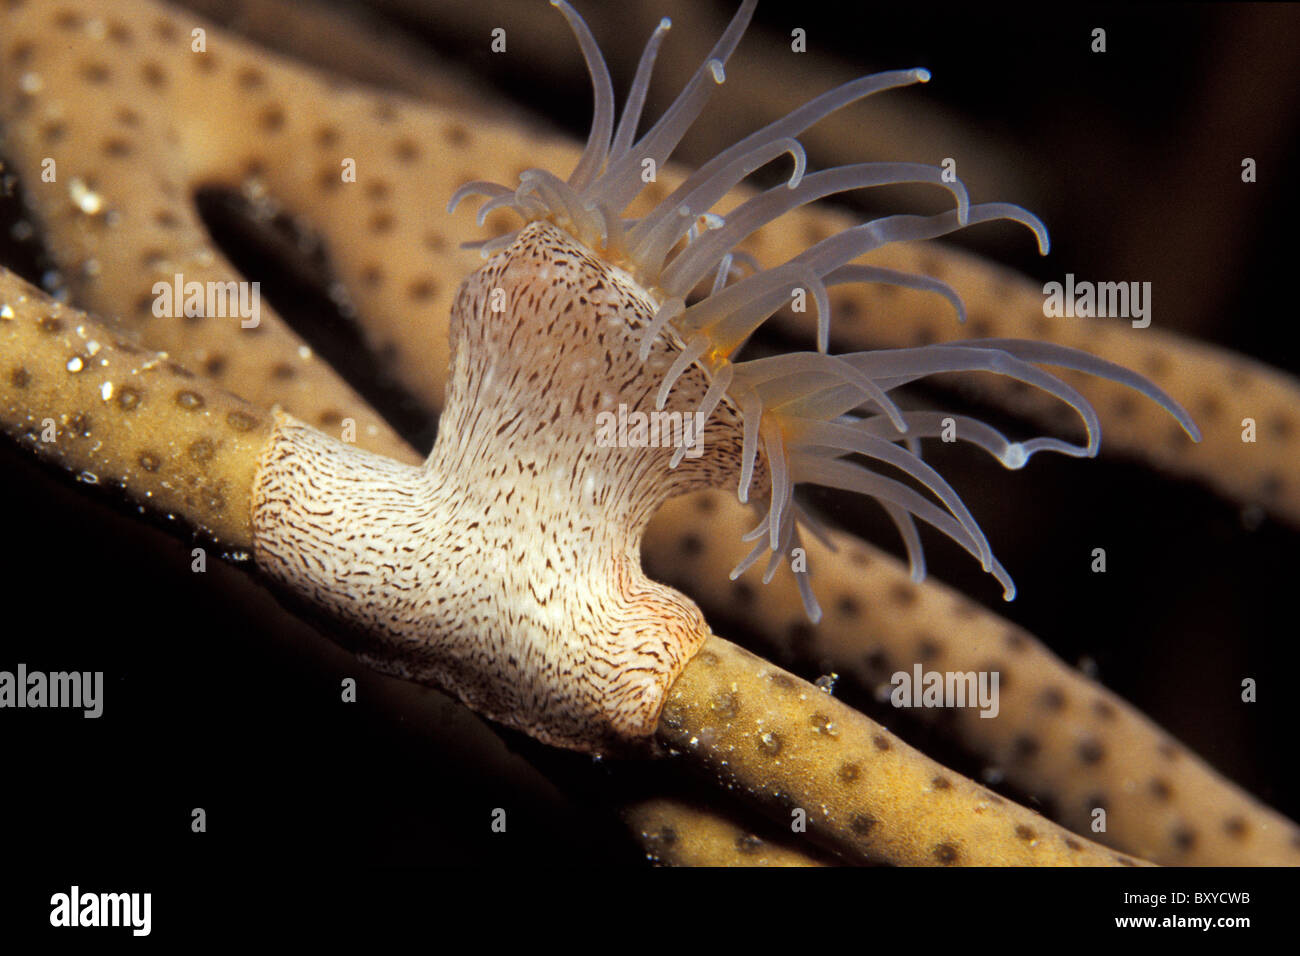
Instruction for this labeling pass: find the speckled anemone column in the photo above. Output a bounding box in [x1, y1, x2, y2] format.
[646, 489, 1300, 867]
[250, 222, 747, 751]
[658, 636, 1146, 866]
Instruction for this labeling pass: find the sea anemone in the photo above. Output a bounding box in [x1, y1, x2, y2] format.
[449, 0, 1201, 622]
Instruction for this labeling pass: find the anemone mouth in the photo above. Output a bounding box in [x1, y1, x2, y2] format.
[449, 0, 1200, 623]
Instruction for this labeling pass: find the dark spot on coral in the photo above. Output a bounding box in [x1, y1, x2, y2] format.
[1015, 825, 1036, 842]
[838, 763, 860, 784]
[166, 362, 194, 379]
[9, 367, 30, 388]
[1171, 826, 1197, 852]
[187, 437, 216, 463]
[849, 814, 876, 836]
[1004, 630, 1028, 652]
[710, 691, 738, 719]
[42, 121, 67, 144]
[757, 731, 782, 756]
[259, 106, 286, 133]
[933, 843, 959, 864]
[732, 580, 755, 607]
[226, 410, 260, 432]
[803, 222, 830, 246]
[693, 650, 720, 668]
[1064, 837, 1082, 852]
[864, 649, 889, 674]
[137, 451, 160, 472]
[915, 634, 942, 661]
[154, 209, 180, 229]
[735, 833, 763, 854]
[1086, 792, 1108, 813]
[1157, 740, 1180, 760]
[1077, 739, 1105, 765]
[370, 211, 394, 234]
[202, 355, 226, 377]
[836, 595, 860, 618]
[809, 712, 836, 735]
[1012, 734, 1039, 761]
[394, 138, 420, 163]
[1142, 351, 1170, 378]
[141, 61, 167, 89]
[153, 17, 178, 42]
[1039, 687, 1066, 711]
[679, 533, 702, 556]
[54, 9, 83, 30]
[1223, 816, 1248, 839]
[66, 413, 90, 437]
[1149, 778, 1172, 801]
[872, 734, 890, 752]
[116, 107, 141, 128]
[889, 582, 917, 608]
[175, 390, 204, 411]
[237, 66, 266, 89]
[1091, 699, 1117, 720]
[408, 278, 437, 301]
[116, 387, 142, 411]
[1115, 856, 1139, 867]
[37, 315, 64, 334]
[81, 61, 110, 84]
[103, 137, 132, 158]
[270, 362, 296, 380]
[764, 673, 797, 695]
[443, 123, 469, 146]
[317, 168, 341, 192]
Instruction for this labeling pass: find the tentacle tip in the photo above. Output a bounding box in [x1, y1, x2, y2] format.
[708, 59, 726, 84]
[1002, 585, 1017, 602]
[1002, 444, 1028, 470]
[914, 68, 932, 83]
[807, 606, 824, 625]
[658, 16, 671, 30]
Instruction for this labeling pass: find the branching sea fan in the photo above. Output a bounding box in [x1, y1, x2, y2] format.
[449, 0, 1200, 623]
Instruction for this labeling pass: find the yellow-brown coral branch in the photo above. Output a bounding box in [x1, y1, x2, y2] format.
[645, 489, 1300, 866]
[624, 797, 829, 866]
[0, 266, 268, 545]
[658, 635, 1146, 866]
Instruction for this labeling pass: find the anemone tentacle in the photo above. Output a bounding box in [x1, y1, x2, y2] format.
[454, 0, 1200, 619]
